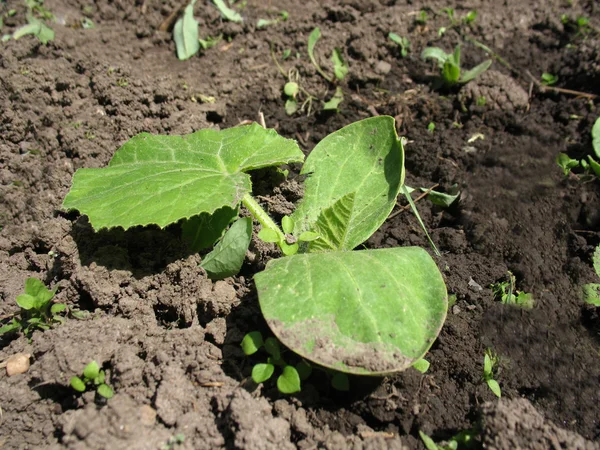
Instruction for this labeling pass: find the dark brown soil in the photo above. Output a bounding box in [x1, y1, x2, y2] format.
[1, 0, 600, 448]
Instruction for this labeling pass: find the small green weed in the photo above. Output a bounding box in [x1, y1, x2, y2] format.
[541, 73, 558, 86]
[482, 349, 501, 398]
[419, 428, 477, 450]
[556, 116, 600, 181]
[0, 278, 65, 337]
[582, 245, 600, 306]
[388, 32, 410, 57]
[70, 360, 114, 399]
[490, 271, 534, 309]
[421, 45, 491, 88]
[161, 434, 185, 450]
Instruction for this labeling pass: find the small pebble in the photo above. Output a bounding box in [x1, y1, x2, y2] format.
[6, 353, 31, 376]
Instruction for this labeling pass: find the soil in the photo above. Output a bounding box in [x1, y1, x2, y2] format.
[1, 0, 600, 449]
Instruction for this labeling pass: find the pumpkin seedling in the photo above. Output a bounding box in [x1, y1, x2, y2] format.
[490, 271, 534, 309]
[482, 349, 501, 398]
[70, 360, 114, 399]
[0, 278, 65, 337]
[62, 116, 448, 377]
[421, 45, 492, 88]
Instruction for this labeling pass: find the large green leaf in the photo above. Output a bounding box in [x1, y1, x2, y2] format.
[292, 116, 404, 250]
[255, 247, 447, 375]
[63, 124, 304, 230]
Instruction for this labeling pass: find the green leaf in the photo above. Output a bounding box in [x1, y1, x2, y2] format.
[174, 1, 200, 61]
[421, 47, 449, 66]
[201, 217, 252, 280]
[442, 60, 461, 85]
[198, 34, 222, 50]
[255, 247, 448, 375]
[419, 431, 442, 450]
[277, 365, 301, 394]
[486, 378, 501, 398]
[588, 156, 600, 179]
[0, 319, 22, 335]
[307, 192, 355, 252]
[251, 363, 275, 383]
[83, 361, 100, 380]
[331, 48, 348, 81]
[212, 0, 243, 23]
[283, 82, 299, 98]
[460, 59, 492, 83]
[24, 278, 57, 304]
[63, 123, 304, 231]
[582, 283, 600, 306]
[50, 303, 67, 315]
[16, 294, 36, 310]
[241, 331, 264, 355]
[292, 116, 404, 251]
[295, 360, 312, 380]
[36, 22, 54, 44]
[556, 153, 579, 176]
[388, 32, 402, 45]
[331, 372, 349, 391]
[322, 87, 344, 111]
[281, 216, 294, 234]
[182, 207, 238, 252]
[13, 21, 40, 40]
[592, 117, 600, 159]
[97, 384, 114, 399]
[264, 337, 281, 359]
[593, 246, 600, 278]
[424, 188, 460, 208]
[256, 18, 277, 29]
[95, 370, 106, 385]
[483, 354, 492, 376]
[298, 231, 320, 242]
[285, 99, 298, 116]
[412, 358, 430, 374]
[258, 228, 281, 243]
[541, 73, 559, 86]
[280, 242, 299, 256]
[70, 376, 86, 392]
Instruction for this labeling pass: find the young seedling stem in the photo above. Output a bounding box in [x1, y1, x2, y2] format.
[241, 193, 285, 242]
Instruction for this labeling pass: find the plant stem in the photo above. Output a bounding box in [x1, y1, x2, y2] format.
[242, 193, 286, 241]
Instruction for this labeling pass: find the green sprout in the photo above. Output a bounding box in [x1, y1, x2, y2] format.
[257, 11, 288, 29]
[62, 117, 448, 377]
[427, 122, 436, 133]
[388, 32, 410, 58]
[161, 434, 185, 450]
[70, 360, 114, 399]
[212, 0, 242, 23]
[0, 278, 65, 337]
[419, 428, 476, 450]
[307, 27, 348, 83]
[463, 10, 477, 25]
[490, 271, 534, 309]
[198, 34, 222, 50]
[241, 331, 351, 394]
[482, 349, 501, 398]
[415, 10, 428, 25]
[582, 245, 600, 306]
[421, 45, 492, 88]
[556, 117, 600, 181]
[541, 73, 558, 86]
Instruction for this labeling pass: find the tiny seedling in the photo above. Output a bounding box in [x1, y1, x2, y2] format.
[388, 32, 410, 58]
[257, 11, 288, 29]
[161, 434, 185, 450]
[582, 245, 600, 306]
[482, 349, 501, 398]
[9, 0, 55, 45]
[561, 14, 592, 35]
[463, 10, 477, 25]
[307, 28, 348, 83]
[427, 122, 436, 133]
[415, 10, 428, 25]
[198, 34, 222, 50]
[421, 45, 492, 88]
[241, 331, 350, 393]
[70, 360, 114, 399]
[0, 278, 65, 337]
[490, 271, 534, 309]
[556, 116, 600, 181]
[62, 116, 448, 376]
[541, 73, 558, 86]
[419, 429, 476, 450]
